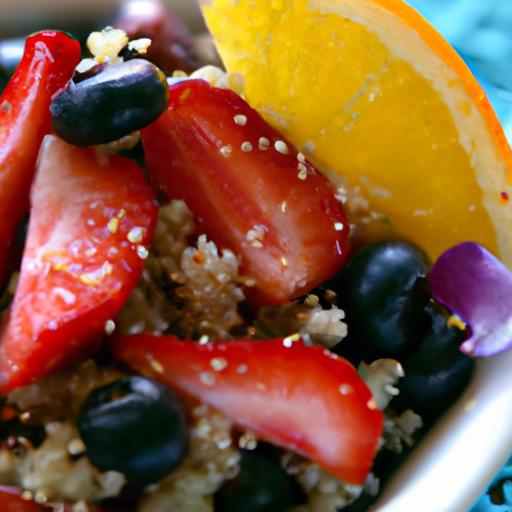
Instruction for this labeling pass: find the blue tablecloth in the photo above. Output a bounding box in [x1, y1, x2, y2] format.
[407, 0, 512, 142]
[406, 2, 511, 510]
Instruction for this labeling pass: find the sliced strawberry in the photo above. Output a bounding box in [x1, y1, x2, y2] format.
[0, 31, 81, 288]
[111, 334, 383, 485]
[0, 136, 157, 392]
[142, 79, 350, 306]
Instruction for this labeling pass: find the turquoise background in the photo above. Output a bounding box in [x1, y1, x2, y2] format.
[406, 2, 511, 510]
[407, 0, 512, 142]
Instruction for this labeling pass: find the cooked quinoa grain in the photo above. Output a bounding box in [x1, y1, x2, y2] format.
[7, 360, 122, 423]
[118, 201, 246, 340]
[283, 454, 365, 512]
[139, 406, 240, 512]
[0, 422, 125, 502]
[254, 302, 348, 349]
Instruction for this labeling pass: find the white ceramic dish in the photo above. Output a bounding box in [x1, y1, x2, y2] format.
[1, 1, 511, 510]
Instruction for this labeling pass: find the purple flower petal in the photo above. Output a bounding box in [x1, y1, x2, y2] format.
[429, 242, 512, 358]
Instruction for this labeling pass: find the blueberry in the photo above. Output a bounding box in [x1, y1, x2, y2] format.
[393, 302, 475, 420]
[214, 450, 305, 512]
[51, 59, 168, 147]
[78, 376, 188, 485]
[334, 241, 430, 360]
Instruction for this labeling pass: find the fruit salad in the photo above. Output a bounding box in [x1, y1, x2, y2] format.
[0, 1, 510, 511]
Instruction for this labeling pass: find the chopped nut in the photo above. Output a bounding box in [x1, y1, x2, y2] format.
[239, 431, 258, 450]
[274, 140, 289, 154]
[241, 141, 253, 152]
[149, 357, 165, 375]
[127, 226, 146, 244]
[220, 145, 233, 158]
[199, 372, 216, 386]
[234, 114, 248, 126]
[258, 137, 271, 150]
[107, 217, 120, 234]
[298, 162, 308, 180]
[210, 357, 228, 372]
[104, 319, 116, 335]
[137, 246, 149, 260]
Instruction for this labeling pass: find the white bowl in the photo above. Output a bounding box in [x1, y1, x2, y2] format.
[1, 1, 511, 510]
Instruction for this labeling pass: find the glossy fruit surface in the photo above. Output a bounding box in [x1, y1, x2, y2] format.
[79, 376, 189, 485]
[142, 79, 350, 306]
[51, 59, 168, 146]
[0, 31, 80, 288]
[394, 303, 475, 419]
[111, 334, 383, 485]
[0, 135, 156, 392]
[337, 241, 430, 359]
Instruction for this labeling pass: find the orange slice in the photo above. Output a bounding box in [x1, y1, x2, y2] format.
[201, 0, 512, 265]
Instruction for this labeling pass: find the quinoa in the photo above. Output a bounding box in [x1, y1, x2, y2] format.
[1, 362, 240, 509]
[254, 299, 348, 349]
[333, 177, 388, 237]
[283, 453, 366, 512]
[139, 405, 240, 512]
[359, 359, 423, 452]
[0, 421, 125, 503]
[7, 360, 122, 424]
[382, 409, 423, 453]
[359, 359, 405, 411]
[0, 361, 125, 504]
[117, 201, 247, 340]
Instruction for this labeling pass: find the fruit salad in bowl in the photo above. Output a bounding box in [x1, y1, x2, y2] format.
[0, 0, 511, 511]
